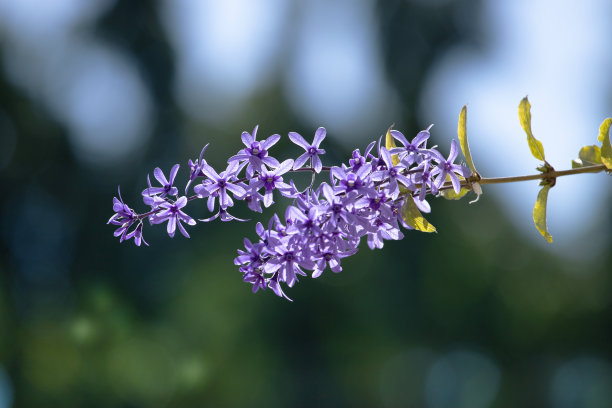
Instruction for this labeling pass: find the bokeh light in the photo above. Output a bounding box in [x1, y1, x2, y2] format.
[550, 357, 612, 408]
[425, 350, 501, 408]
[0, 1, 610, 407]
[0, 365, 12, 408]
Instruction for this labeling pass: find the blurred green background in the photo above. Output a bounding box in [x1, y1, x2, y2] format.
[1, 1, 611, 407]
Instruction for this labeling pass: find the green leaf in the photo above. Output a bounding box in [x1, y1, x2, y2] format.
[597, 118, 612, 169]
[458, 105, 478, 174]
[571, 159, 585, 169]
[518, 96, 546, 161]
[385, 125, 400, 166]
[441, 187, 470, 200]
[401, 197, 436, 233]
[578, 145, 602, 165]
[533, 184, 553, 243]
[597, 117, 612, 142]
[440, 174, 469, 200]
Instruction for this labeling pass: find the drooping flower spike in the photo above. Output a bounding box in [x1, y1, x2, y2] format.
[109, 124, 469, 299]
[109, 98, 612, 300]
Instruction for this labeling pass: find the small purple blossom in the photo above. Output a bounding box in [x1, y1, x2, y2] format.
[391, 128, 431, 166]
[108, 188, 139, 243]
[143, 164, 180, 198]
[229, 126, 281, 178]
[289, 127, 326, 173]
[124, 222, 148, 247]
[151, 196, 196, 238]
[331, 163, 374, 195]
[370, 146, 414, 199]
[432, 139, 464, 193]
[185, 144, 209, 194]
[196, 161, 245, 211]
[253, 159, 294, 207]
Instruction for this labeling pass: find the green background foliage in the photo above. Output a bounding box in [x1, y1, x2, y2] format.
[0, 1, 611, 407]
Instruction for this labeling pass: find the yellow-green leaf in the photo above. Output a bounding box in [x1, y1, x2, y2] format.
[518, 96, 546, 161]
[440, 174, 469, 200]
[385, 125, 400, 166]
[578, 145, 602, 165]
[598, 118, 612, 169]
[401, 197, 436, 233]
[597, 117, 612, 142]
[458, 105, 477, 174]
[441, 187, 470, 200]
[533, 184, 553, 243]
[571, 159, 585, 169]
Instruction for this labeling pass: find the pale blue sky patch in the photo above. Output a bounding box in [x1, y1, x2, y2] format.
[420, 0, 612, 258]
[283, 0, 398, 142]
[160, 0, 291, 122]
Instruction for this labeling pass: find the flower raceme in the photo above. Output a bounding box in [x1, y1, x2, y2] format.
[108, 99, 612, 299]
[108, 126, 466, 300]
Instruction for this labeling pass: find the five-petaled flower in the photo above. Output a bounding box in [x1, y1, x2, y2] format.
[150, 196, 196, 238]
[229, 125, 281, 178]
[143, 164, 180, 198]
[289, 127, 326, 173]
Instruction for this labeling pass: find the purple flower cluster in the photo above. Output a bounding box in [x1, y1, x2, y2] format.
[235, 129, 464, 299]
[109, 125, 465, 300]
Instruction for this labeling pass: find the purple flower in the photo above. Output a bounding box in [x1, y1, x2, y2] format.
[391, 128, 431, 166]
[413, 159, 439, 201]
[185, 144, 209, 194]
[331, 163, 374, 195]
[196, 161, 245, 211]
[320, 182, 354, 227]
[108, 188, 137, 242]
[235, 238, 266, 267]
[289, 127, 326, 173]
[312, 248, 356, 277]
[432, 140, 464, 193]
[265, 245, 308, 288]
[124, 222, 148, 247]
[285, 205, 321, 237]
[242, 268, 267, 293]
[228, 126, 281, 178]
[143, 164, 180, 198]
[240, 181, 264, 213]
[366, 216, 404, 249]
[348, 141, 376, 171]
[268, 273, 291, 301]
[253, 159, 294, 207]
[151, 196, 196, 238]
[370, 147, 414, 199]
[355, 190, 393, 219]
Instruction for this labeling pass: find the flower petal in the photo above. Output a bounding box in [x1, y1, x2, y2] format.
[241, 126, 257, 146]
[313, 127, 326, 147]
[292, 153, 310, 170]
[261, 133, 281, 150]
[167, 216, 177, 237]
[288, 132, 309, 150]
[274, 159, 294, 175]
[168, 164, 180, 184]
[154, 167, 169, 186]
[312, 155, 322, 173]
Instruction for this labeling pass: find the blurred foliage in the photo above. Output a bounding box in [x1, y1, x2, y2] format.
[0, 0, 611, 407]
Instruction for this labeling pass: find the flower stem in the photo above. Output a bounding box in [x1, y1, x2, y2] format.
[438, 164, 607, 191]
